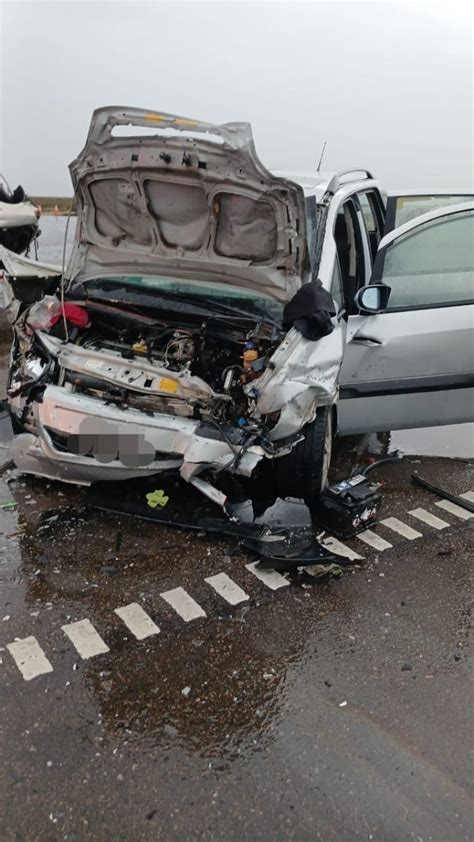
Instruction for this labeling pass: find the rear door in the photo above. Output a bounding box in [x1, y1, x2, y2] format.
[338, 199, 474, 434]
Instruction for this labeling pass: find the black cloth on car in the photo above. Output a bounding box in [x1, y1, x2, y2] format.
[282, 279, 336, 341]
[0, 184, 25, 204]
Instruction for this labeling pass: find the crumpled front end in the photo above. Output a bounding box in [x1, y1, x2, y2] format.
[6, 288, 343, 501]
[8, 319, 343, 504]
[4, 294, 269, 500]
[9, 385, 264, 505]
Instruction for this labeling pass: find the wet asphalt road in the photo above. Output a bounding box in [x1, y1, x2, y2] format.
[1, 419, 473, 840]
[1, 221, 473, 840]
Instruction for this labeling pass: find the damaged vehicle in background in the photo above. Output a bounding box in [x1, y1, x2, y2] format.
[0, 173, 40, 255]
[2, 107, 473, 507]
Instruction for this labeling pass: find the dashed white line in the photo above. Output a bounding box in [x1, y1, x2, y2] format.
[435, 500, 473, 520]
[380, 517, 422, 540]
[6, 488, 470, 684]
[245, 561, 290, 590]
[204, 572, 249, 605]
[408, 508, 449, 530]
[114, 603, 160, 640]
[61, 619, 110, 659]
[7, 636, 53, 681]
[160, 587, 207, 621]
[356, 530, 393, 551]
[322, 535, 364, 561]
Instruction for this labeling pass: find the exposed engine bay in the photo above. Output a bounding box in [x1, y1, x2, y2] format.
[6, 276, 342, 507]
[9, 295, 283, 437]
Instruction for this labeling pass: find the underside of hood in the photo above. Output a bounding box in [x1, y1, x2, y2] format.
[67, 107, 308, 301]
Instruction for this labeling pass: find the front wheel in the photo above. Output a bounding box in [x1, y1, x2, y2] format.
[275, 406, 333, 503]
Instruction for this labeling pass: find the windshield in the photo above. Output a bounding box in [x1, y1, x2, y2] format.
[80, 275, 285, 320]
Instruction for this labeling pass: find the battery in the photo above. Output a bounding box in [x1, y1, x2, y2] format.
[314, 474, 382, 538]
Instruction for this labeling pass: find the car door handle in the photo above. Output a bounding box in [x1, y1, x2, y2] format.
[351, 335, 383, 346]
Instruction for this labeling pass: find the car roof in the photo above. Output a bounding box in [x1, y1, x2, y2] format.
[272, 170, 334, 198]
[272, 169, 382, 201]
[387, 188, 474, 196]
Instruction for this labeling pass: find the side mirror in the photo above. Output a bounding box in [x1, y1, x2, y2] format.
[354, 284, 391, 313]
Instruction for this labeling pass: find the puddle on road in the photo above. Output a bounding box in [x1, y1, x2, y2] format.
[391, 424, 473, 459]
[331, 425, 473, 473]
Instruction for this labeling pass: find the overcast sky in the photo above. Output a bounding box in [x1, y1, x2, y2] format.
[1, 0, 472, 195]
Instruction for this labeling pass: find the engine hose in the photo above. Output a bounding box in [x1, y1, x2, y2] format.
[214, 433, 257, 476]
[221, 365, 245, 385]
[352, 452, 404, 477]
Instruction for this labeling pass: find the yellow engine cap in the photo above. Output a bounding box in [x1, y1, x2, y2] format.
[158, 377, 178, 394]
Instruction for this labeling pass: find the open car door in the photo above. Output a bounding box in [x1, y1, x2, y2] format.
[337, 199, 474, 434]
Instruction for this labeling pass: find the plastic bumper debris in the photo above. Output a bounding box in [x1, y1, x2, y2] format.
[85, 477, 355, 570]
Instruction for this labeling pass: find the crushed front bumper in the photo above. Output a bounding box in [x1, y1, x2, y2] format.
[9, 385, 264, 486]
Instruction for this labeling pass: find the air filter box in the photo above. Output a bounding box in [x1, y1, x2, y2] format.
[315, 475, 382, 538]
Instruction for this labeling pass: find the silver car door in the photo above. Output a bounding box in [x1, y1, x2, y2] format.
[338, 200, 474, 434]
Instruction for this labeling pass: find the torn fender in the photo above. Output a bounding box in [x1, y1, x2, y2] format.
[248, 324, 344, 419]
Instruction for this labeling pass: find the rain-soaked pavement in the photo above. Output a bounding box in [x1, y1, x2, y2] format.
[1, 219, 473, 841]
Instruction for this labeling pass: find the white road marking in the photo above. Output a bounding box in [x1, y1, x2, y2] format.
[321, 535, 364, 561]
[435, 500, 473, 520]
[61, 619, 110, 659]
[459, 490, 474, 503]
[380, 517, 422, 540]
[160, 587, 206, 621]
[408, 508, 449, 530]
[7, 636, 53, 681]
[356, 530, 393, 551]
[245, 561, 290, 590]
[114, 603, 160, 640]
[204, 573, 249, 605]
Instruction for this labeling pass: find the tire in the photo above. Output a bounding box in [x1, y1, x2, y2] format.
[275, 405, 333, 503]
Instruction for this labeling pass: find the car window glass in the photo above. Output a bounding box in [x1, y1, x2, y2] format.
[333, 200, 365, 312]
[383, 211, 474, 308]
[330, 257, 344, 312]
[305, 195, 317, 259]
[358, 193, 378, 233]
[358, 192, 382, 263]
[392, 195, 472, 227]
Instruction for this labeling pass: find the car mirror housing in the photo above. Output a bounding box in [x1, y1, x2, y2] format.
[354, 284, 391, 313]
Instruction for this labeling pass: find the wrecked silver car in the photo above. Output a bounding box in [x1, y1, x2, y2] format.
[4, 108, 473, 506]
[4, 107, 343, 505]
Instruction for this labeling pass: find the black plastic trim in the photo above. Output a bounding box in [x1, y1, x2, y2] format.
[340, 373, 474, 400]
[370, 298, 474, 313]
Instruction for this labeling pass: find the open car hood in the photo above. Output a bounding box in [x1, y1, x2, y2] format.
[67, 107, 308, 302]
